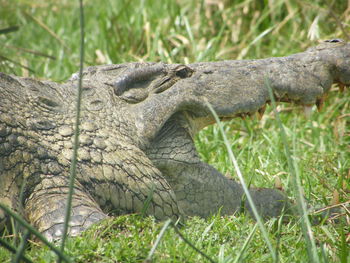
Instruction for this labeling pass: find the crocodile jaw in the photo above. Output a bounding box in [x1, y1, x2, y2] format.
[132, 41, 350, 146]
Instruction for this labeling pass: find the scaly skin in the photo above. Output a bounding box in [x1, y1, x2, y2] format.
[0, 39, 349, 241]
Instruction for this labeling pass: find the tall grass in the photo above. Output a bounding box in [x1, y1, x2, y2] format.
[0, 0, 349, 262]
[1, 0, 349, 78]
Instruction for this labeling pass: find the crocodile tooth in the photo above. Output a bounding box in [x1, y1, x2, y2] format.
[224, 172, 231, 179]
[257, 105, 266, 120]
[316, 96, 325, 112]
[338, 83, 345, 92]
[274, 177, 283, 190]
[238, 113, 247, 120]
[303, 105, 313, 118]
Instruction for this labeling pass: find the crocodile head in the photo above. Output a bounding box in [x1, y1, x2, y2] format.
[111, 40, 349, 146]
[307, 39, 350, 88]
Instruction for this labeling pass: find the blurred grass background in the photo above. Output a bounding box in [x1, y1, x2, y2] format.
[0, 0, 349, 262]
[1, 0, 349, 79]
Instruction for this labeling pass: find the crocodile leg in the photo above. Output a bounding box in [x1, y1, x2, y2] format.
[0, 172, 21, 231]
[147, 114, 291, 219]
[161, 162, 291, 219]
[25, 175, 107, 242]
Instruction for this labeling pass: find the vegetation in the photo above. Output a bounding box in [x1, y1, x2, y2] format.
[0, 0, 349, 262]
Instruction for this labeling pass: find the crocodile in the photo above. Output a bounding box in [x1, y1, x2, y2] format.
[0, 39, 349, 241]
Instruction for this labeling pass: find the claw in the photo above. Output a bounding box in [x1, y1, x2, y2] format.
[303, 105, 313, 118]
[238, 113, 252, 120]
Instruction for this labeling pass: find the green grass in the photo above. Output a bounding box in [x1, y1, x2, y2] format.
[1, 0, 350, 262]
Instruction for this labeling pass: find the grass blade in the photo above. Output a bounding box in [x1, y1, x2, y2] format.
[4, 45, 56, 60]
[170, 222, 216, 263]
[12, 230, 30, 263]
[0, 238, 33, 263]
[205, 100, 277, 262]
[144, 219, 216, 263]
[144, 219, 172, 262]
[23, 12, 68, 50]
[338, 225, 349, 263]
[141, 184, 155, 217]
[265, 78, 320, 263]
[0, 55, 35, 73]
[59, 0, 85, 258]
[233, 223, 258, 263]
[0, 26, 19, 35]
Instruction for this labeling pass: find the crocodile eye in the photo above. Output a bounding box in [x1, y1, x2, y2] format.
[324, 39, 344, 43]
[175, 66, 194, 78]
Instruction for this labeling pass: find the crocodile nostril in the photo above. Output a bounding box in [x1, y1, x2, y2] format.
[324, 39, 344, 43]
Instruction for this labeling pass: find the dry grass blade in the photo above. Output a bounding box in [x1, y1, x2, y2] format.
[312, 200, 350, 215]
[327, 2, 350, 41]
[308, 15, 320, 41]
[0, 55, 35, 73]
[4, 45, 56, 60]
[23, 11, 69, 50]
